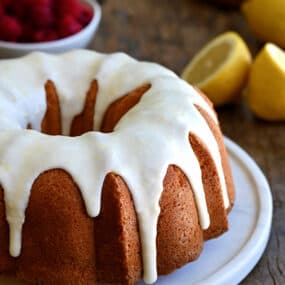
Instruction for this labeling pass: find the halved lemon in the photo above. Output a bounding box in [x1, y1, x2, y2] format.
[181, 31, 252, 106]
[247, 43, 285, 121]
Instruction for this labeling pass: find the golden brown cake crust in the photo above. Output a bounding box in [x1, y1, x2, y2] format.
[41, 80, 62, 136]
[94, 173, 142, 285]
[70, 80, 98, 137]
[18, 169, 96, 285]
[194, 88, 235, 210]
[190, 133, 229, 240]
[101, 84, 151, 133]
[157, 165, 203, 275]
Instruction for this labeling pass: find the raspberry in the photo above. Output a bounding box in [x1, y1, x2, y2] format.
[31, 5, 54, 28]
[0, 0, 89, 43]
[33, 30, 46, 42]
[26, 0, 53, 7]
[77, 5, 93, 26]
[1, 0, 12, 9]
[33, 29, 58, 42]
[45, 30, 58, 41]
[20, 24, 34, 42]
[58, 15, 82, 38]
[0, 15, 22, 42]
[56, 0, 80, 17]
[6, 1, 28, 21]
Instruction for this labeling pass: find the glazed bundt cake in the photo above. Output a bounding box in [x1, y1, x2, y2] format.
[0, 50, 235, 285]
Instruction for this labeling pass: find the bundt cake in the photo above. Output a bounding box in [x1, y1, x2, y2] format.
[0, 50, 235, 285]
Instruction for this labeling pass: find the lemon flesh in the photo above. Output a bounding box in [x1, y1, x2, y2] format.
[184, 41, 232, 85]
[182, 31, 252, 106]
[242, 0, 285, 48]
[247, 43, 285, 121]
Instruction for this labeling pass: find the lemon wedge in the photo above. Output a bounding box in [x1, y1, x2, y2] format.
[242, 0, 285, 48]
[181, 31, 252, 106]
[247, 43, 285, 121]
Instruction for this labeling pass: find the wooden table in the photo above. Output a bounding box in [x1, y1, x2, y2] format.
[92, 0, 285, 284]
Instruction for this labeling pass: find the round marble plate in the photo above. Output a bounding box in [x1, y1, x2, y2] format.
[0, 137, 273, 285]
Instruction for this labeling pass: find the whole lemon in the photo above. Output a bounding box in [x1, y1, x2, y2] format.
[242, 0, 285, 48]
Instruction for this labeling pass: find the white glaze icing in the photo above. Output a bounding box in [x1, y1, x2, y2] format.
[0, 50, 229, 284]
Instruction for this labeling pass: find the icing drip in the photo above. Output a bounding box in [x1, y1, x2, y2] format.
[0, 50, 229, 284]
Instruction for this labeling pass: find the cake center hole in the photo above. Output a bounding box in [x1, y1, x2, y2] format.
[36, 81, 151, 136]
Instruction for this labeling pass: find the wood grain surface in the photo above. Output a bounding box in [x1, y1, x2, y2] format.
[92, 0, 285, 284]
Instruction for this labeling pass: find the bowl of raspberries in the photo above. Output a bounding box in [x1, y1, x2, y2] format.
[0, 0, 101, 58]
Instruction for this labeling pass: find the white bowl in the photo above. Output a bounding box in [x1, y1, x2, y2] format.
[0, 0, 101, 58]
